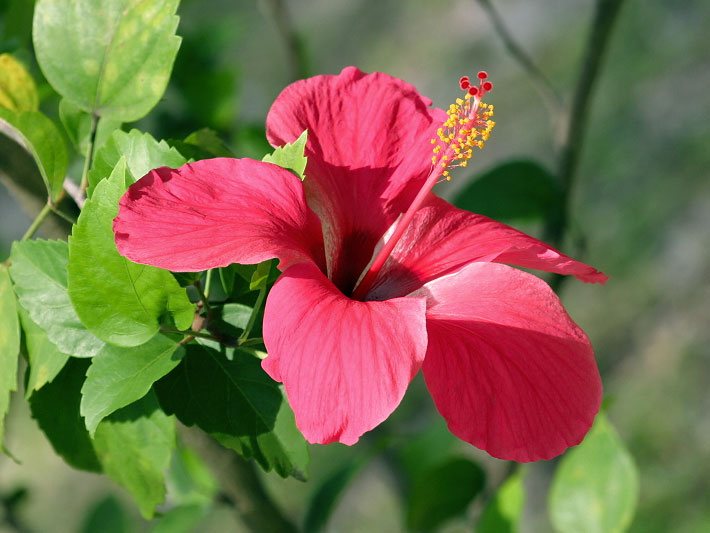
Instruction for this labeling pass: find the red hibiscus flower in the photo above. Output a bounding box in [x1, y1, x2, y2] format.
[114, 66, 606, 462]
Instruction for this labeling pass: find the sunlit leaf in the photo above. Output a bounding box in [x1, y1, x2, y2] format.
[0, 266, 20, 447]
[29, 358, 102, 472]
[549, 414, 639, 533]
[0, 53, 38, 112]
[87, 128, 186, 197]
[68, 158, 194, 347]
[10, 239, 105, 357]
[81, 334, 183, 434]
[454, 160, 562, 224]
[406, 457, 486, 531]
[263, 129, 307, 180]
[93, 392, 175, 519]
[0, 108, 67, 202]
[33, 0, 182, 121]
[478, 469, 526, 533]
[155, 343, 309, 480]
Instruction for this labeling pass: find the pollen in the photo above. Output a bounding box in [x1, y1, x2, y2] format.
[431, 71, 495, 180]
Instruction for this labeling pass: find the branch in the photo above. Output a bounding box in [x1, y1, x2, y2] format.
[260, 0, 308, 81]
[475, 0, 563, 120]
[546, 0, 627, 290]
[63, 177, 85, 209]
[179, 425, 297, 533]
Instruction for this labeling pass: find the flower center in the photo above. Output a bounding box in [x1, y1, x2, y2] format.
[350, 72, 495, 301]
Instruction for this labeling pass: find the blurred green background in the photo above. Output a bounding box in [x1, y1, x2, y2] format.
[1, 0, 708, 531]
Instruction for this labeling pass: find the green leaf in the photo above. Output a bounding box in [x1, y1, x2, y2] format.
[396, 417, 459, 487]
[150, 504, 207, 533]
[303, 459, 366, 533]
[406, 457, 486, 531]
[249, 260, 272, 291]
[549, 414, 639, 533]
[33, 0, 182, 121]
[10, 239, 105, 358]
[68, 158, 194, 347]
[18, 307, 70, 396]
[478, 469, 526, 533]
[453, 160, 563, 223]
[81, 334, 183, 434]
[29, 358, 102, 472]
[262, 130, 308, 180]
[3, 0, 37, 48]
[183, 128, 234, 157]
[87, 128, 187, 197]
[0, 54, 39, 112]
[0, 266, 20, 447]
[165, 444, 218, 507]
[59, 98, 122, 157]
[0, 108, 67, 201]
[93, 392, 175, 519]
[219, 303, 252, 332]
[155, 344, 309, 480]
[80, 495, 130, 533]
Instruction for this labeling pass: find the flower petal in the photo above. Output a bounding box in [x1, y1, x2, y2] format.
[262, 262, 428, 445]
[416, 262, 602, 462]
[114, 158, 325, 272]
[266, 66, 446, 293]
[368, 195, 607, 299]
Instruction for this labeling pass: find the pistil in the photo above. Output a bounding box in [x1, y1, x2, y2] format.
[351, 72, 495, 300]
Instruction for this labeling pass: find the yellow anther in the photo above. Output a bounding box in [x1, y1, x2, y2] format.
[429, 92, 495, 179]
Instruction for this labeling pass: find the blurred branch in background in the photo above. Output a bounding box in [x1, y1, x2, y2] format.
[548, 0, 627, 292]
[259, 0, 309, 82]
[475, 0, 564, 127]
[180, 425, 298, 533]
[471, 0, 628, 500]
[480, 0, 626, 291]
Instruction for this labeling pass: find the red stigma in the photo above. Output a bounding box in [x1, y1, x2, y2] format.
[459, 71, 494, 98]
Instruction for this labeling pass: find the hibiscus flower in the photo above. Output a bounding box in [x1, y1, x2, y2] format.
[114, 66, 606, 462]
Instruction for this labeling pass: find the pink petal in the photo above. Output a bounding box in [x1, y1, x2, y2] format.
[416, 262, 602, 462]
[114, 158, 325, 272]
[266, 66, 447, 293]
[262, 262, 428, 445]
[368, 195, 607, 300]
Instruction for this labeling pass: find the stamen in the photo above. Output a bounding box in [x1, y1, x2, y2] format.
[430, 72, 496, 181]
[350, 72, 496, 301]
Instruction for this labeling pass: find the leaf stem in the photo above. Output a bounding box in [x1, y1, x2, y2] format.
[21, 202, 53, 240]
[159, 326, 218, 343]
[49, 204, 77, 225]
[204, 269, 213, 299]
[193, 279, 212, 315]
[239, 268, 270, 344]
[79, 113, 99, 198]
